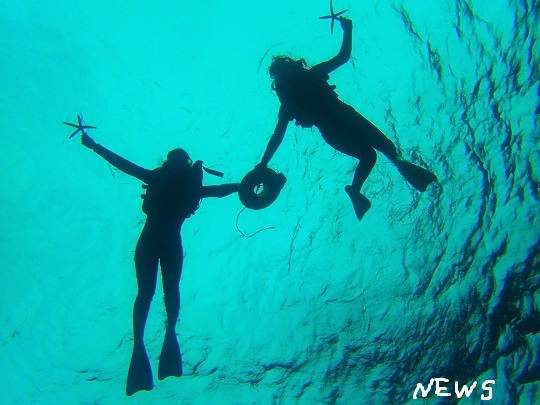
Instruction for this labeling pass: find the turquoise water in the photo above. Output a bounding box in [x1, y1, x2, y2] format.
[1, 0, 538, 403]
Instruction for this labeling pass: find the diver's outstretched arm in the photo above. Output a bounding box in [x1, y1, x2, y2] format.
[201, 183, 240, 198]
[81, 133, 153, 183]
[259, 107, 289, 166]
[311, 17, 353, 76]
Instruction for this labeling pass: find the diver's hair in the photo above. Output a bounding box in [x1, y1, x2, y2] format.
[167, 148, 190, 161]
[161, 148, 191, 172]
[269, 55, 308, 79]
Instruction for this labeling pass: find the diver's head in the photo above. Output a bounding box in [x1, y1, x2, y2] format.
[269, 56, 306, 79]
[163, 148, 192, 173]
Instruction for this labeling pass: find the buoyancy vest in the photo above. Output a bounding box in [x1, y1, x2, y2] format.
[141, 161, 203, 220]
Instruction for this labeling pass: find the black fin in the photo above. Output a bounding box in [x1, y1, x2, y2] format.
[158, 330, 183, 381]
[396, 160, 437, 192]
[126, 343, 153, 396]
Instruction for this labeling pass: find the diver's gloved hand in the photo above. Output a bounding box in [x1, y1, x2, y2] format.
[339, 17, 352, 32]
[81, 133, 97, 150]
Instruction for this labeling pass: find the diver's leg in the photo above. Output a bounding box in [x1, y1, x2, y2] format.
[371, 133, 399, 162]
[158, 234, 183, 380]
[350, 146, 377, 192]
[350, 113, 437, 192]
[366, 126, 437, 191]
[133, 233, 159, 344]
[345, 146, 375, 221]
[321, 126, 375, 221]
[127, 228, 159, 396]
[161, 242, 182, 332]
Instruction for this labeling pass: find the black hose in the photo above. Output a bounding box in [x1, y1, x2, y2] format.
[235, 207, 276, 238]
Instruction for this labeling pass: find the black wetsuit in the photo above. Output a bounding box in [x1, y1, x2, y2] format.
[260, 19, 436, 221]
[262, 26, 398, 193]
[93, 144, 237, 342]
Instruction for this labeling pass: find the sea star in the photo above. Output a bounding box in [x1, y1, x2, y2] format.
[63, 114, 96, 138]
[319, 0, 347, 34]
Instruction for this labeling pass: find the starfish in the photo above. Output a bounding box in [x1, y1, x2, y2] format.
[63, 114, 96, 138]
[319, 0, 347, 34]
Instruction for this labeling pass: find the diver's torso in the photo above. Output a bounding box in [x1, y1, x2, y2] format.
[142, 168, 200, 222]
[277, 69, 340, 129]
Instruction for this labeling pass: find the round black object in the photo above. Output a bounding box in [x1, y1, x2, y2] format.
[239, 167, 287, 210]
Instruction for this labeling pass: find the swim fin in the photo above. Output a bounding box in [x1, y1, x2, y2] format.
[158, 329, 183, 381]
[395, 160, 437, 192]
[345, 186, 371, 221]
[126, 342, 153, 396]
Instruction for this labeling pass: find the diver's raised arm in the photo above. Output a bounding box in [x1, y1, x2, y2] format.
[259, 106, 290, 167]
[82, 133, 153, 183]
[311, 17, 353, 76]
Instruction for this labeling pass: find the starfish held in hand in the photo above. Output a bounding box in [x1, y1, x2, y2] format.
[63, 114, 96, 138]
[319, 0, 347, 34]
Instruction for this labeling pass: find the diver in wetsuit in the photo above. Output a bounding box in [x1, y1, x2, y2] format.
[80, 133, 239, 396]
[257, 17, 436, 221]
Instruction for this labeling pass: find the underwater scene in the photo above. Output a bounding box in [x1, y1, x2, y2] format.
[1, 0, 539, 404]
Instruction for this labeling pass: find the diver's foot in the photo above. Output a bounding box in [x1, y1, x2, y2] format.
[345, 186, 371, 221]
[126, 342, 153, 396]
[158, 329, 183, 381]
[395, 160, 437, 192]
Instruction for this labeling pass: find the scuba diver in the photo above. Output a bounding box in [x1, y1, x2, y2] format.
[80, 133, 239, 396]
[256, 17, 437, 221]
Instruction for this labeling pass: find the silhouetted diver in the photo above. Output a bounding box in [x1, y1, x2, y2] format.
[80, 133, 239, 395]
[257, 17, 437, 221]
